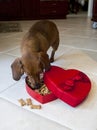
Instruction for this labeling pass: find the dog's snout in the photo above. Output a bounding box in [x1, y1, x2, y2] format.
[35, 83, 41, 89]
[13, 74, 20, 81]
[13, 77, 20, 81]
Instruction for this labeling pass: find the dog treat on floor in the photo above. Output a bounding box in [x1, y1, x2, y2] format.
[30, 104, 41, 109]
[26, 98, 32, 105]
[18, 98, 26, 106]
[18, 98, 41, 109]
[27, 76, 35, 89]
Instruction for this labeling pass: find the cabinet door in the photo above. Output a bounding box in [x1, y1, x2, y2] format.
[21, 0, 39, 19]
[39, 0, 69, 19]
[0, 0, 20, 20]
[92, 0, 97, 21]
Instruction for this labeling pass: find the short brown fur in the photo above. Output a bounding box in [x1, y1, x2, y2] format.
[11, 20, 59, 89]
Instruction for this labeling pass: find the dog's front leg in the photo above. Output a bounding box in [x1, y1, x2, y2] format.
[50, 49, 55, 63]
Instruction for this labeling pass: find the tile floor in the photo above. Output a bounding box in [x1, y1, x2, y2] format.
[0, 12, 97, 130]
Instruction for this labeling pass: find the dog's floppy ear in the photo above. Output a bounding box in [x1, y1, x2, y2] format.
[38, 52, 51, 71]
[11, 58, 24, 81]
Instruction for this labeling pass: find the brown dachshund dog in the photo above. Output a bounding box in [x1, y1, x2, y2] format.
[11, 20, 59, 89]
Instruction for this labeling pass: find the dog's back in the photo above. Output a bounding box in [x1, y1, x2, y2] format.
[29, 20, 59, 44]
[21, 20, 59, 53]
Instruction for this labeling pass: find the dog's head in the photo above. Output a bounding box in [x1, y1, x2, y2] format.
[22, 52, 50, 89]
[11, 52, 50, 89]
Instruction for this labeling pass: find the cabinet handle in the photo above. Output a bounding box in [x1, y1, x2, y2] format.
[52, 10, 56, 13]
[52, 3, 56, 6]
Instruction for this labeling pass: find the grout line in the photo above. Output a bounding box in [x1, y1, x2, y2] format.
[60, 34, 97, 40]
[4, 53, 20, 57]
[60, 45, 97, 53]
[1, 44, 97, 58]
[0, 52, 19, 58]
[0, 45, 20, 54]
[0, 82, 18, 94]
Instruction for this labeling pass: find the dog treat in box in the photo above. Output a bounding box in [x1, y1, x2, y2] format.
[35, 84, 51, 96]
[26, 75, 57, 104]
[27, 76, 51, 96]
[27, 76, 35, 89]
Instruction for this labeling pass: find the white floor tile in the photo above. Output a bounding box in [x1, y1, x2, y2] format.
[0, 97, 70, 130]
[0, 54, 17, 92]
[6, 47, 21, 57]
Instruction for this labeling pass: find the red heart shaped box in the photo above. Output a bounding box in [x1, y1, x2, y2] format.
[44, 66, 91, 107]
[26, 66, 91, 107]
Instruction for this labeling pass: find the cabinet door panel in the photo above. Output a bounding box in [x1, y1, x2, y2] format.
[20, 0, 39, 19]
[39, 0, 69, 18]
[92, 0, 97, 21]
[0, 0, 20, 20]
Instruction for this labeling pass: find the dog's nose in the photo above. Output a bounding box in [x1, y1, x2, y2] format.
[35, 83, 41, 89]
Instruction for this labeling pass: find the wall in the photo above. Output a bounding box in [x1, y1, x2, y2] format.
[88, 0, 93, 17]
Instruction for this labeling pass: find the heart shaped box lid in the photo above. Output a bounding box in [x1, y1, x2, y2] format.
[44, 66, 91, 107]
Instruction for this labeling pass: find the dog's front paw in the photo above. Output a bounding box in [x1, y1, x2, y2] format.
[50, 57, 54, 63]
